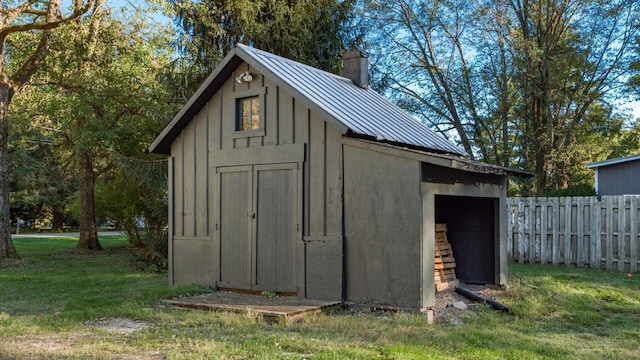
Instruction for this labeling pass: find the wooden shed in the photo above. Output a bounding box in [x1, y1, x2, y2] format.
[149, 44, 526, 310]
[587, 154, 640, 198]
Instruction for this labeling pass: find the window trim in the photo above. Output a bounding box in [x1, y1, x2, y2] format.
[231, 87, 266, 138]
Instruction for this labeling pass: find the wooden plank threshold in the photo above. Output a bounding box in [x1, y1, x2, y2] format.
[162, 291, 340, 323]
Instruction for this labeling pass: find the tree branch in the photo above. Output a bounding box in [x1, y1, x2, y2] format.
[8, 0, 95, 89]
[1, 1, 34, 26]
[0, 0, 93, 38]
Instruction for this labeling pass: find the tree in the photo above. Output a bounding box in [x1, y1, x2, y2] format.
[8, 123, 76, 231]
[508, 0, 639, 193]
[367, 0, 527, 167]
[0, 0, 95, 259]
[99, 154, 169, 268]
[367, 0, 640, 195]
[22, 7, 176, 250]
[167, 0, 363, 98]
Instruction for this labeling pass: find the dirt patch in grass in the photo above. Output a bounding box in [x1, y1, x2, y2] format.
[3, 333, 95, 359]
[86, 317, 153, 334]
[3, 326, 163, 360]
[434, 284, 506, 324]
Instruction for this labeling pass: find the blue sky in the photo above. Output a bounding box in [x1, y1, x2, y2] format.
[63, 0, 640, 123]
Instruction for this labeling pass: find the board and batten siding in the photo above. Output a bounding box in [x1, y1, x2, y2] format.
[168, 61, 343, 299]
[343, 142, 423, 309]
[507, 196, 639, 273]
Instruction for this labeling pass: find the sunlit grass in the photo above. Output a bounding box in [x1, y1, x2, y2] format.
[1, 238, 639, 359]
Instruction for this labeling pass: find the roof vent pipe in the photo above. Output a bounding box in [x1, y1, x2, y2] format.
[342, 50, 369, 89]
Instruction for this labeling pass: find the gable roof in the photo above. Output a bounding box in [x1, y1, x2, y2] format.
[149, 44, 466, 156]
[586, 153, 640, 169]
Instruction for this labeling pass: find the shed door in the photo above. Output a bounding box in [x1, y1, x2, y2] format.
[217, 164, 298, 293]
[219, 166, 252, 289]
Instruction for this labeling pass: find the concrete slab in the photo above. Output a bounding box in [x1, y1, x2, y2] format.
[162, 291, 340, 323]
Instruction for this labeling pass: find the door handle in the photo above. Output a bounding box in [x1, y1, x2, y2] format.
[251, 213, 256, 219]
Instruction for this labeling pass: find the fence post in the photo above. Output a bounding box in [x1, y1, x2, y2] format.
[529, 197, 536, 264]
[630, 196, 638, 273]
[518, 200, 526, 263]
[605, 197, 614, 271]
[564, 197, 572, 267]
[618, 196, 627, 272]
[552, 198, 560, 265]
[540, 197, 547, 264]
[577, 197, 584, 267]
[595, 198, 603, 270]
[589, 197, 598, 269]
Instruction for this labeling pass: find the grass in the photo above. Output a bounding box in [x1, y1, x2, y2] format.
[0, 237, 639, 359]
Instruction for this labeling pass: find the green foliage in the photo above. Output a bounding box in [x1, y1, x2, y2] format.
[167, 0, 364, 98]
[367, 0, 640, 195]
[37, 11, 176, 160]
[11, 8, 178, 249]
[542, 184, 596, 197]
[7, 121, 76, 229]
[109, 153, 169, 269]
[609, 120, 640, 159]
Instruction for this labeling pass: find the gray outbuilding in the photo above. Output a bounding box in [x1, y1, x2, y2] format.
[587, 154, 640, 198]
[149, 44, 527, 310]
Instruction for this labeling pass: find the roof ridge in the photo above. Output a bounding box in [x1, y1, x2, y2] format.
[237, 43, 345, 80]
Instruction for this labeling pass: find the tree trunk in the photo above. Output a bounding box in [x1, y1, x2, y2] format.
[0, 85, 19, 259]
[52, 208, 66, 232]
[76, 152, 102, 250]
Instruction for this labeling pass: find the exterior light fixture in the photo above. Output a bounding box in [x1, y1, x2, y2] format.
[235, 71, 253, 83]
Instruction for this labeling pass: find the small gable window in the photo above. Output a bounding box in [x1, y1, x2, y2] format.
[231, 87, 266, 138]
[238, 96, 260, 131]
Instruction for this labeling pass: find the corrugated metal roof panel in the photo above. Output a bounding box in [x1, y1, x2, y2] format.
[586, 153, 640, 169]
[238, 44, 466, 156]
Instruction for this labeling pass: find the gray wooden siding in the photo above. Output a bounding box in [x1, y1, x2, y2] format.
[343, 144, 422, 309]
[181, 115, 195, 237]
[507, 196, 639, 273]
[598, 161, 640, 196]
[168, 61, 343, 300]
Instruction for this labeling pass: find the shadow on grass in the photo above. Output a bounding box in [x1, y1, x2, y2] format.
[0, 236, 168, 320]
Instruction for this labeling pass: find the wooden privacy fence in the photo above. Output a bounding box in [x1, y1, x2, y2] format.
[506, 196, 639, 273]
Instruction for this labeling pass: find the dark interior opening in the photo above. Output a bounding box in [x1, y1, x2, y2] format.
[435, 195, 497, 284]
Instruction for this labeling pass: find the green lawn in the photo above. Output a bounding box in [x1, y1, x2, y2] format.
[1, 237, 639, 359]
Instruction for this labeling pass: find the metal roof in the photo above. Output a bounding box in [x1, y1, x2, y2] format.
[349, 139, 533, 178]
[149, 44, 466, 156]
[586, 153, 640, 169]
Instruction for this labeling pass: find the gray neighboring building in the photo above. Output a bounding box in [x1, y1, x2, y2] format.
[149, 44, 528, 310]
[587, 154, 640, 198]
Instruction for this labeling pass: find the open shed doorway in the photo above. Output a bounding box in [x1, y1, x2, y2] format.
[434, 195, 498, 285]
